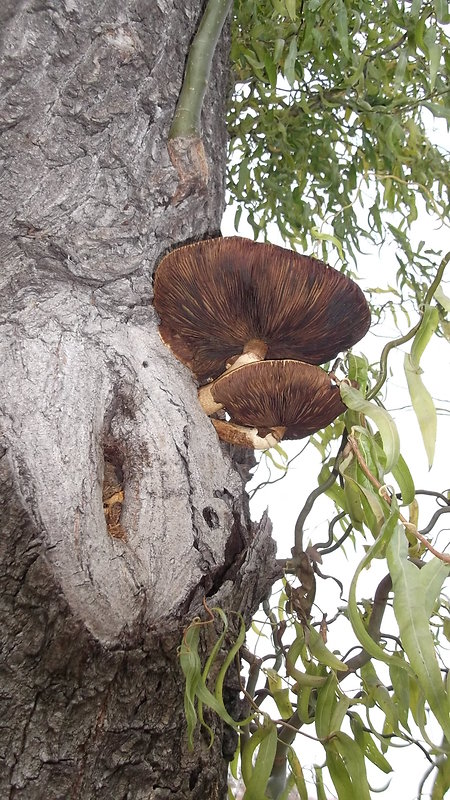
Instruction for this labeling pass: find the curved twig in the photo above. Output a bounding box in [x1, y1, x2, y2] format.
[348, 436, 450, 563]
[294, 469, 337, 555]
[319, 520, 354, 555]
[367, 252, 450, 400]
[420, 506, 450, 536]
[338, 573, 393, 681]
[314, 511, 346, 550]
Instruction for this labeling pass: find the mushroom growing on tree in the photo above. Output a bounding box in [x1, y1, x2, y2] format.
[153, 236, 371, 383]
[200, 360, 346, 449]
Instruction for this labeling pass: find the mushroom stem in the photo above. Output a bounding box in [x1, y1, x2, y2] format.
[198, 340, 268, 415]
[225, 338, 268, 372]
[211, 419, 286, 450]
[197, 382, 223, 415]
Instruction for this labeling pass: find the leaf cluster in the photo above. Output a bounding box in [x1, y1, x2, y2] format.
[228, 0, 450, 295]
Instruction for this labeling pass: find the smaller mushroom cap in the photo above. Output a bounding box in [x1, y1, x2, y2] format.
[209, 360, 345, 440]
[153, 237, 371, 382]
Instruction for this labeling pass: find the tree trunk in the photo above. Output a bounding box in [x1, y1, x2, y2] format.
[0, 2, 277, 797]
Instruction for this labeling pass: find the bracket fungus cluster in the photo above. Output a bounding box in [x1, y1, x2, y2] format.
[154, 237, 370, 449]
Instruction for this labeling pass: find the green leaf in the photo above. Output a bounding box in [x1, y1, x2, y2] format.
[391, 452, 415, 506]
[284, 36, 297, 86]
[330, 693, 352, 734]
[307, 625, 348, 672]
[285, 0, 297, 21]
[389, 660, 411, 732]
[179, 622, 205, 748]
[404, 353, 437, 469]
[361, 661, 399, 733]
[325, 741, 354, 798]
[411, 305, 439, 365]
[349, 714, 393, 774]
[242, 722, 278, 800]
[335, 0, 349, 58]
[315, 674, 338, 739]
[386, 526, 450, 741]
[214, 612, 247, 705]
[434, 284, 450, 311]
[266, 668, 294, 719]
[287, 625, 328, 688]
[340, 384, 400, 473]
[424, 25, 442, 90]
[348, 513, 415, 675]
[311, 227, 345, 261]
[314, 765, 328, 800]
[433, 0, 450, 23]
[327, 732, 372, 800]
[287, 749, 308, 800]
[404, 304, 439, 468]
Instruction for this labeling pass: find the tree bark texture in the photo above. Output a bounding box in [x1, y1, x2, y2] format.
[0, 2, 278, 797]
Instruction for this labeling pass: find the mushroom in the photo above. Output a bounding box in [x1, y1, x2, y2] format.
[201, 360, 346, 449]
[153, 237, 370, 382]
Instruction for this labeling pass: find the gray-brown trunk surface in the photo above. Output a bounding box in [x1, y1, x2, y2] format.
[0, 2, 277, 797]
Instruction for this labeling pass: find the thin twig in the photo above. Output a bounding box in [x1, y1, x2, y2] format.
[294, 469, 338, 555]
[367, 252, 450, 400]
[347, 436, 450, 564]
[339, 573, 393, 681]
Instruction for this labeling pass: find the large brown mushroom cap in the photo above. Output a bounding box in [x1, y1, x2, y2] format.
[209, 360, 346, 440]
[153, 237, 370, 382]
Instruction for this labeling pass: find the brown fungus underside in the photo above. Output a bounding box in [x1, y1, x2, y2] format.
[209, 360, 346, 441]
[153, 236, 371, 382]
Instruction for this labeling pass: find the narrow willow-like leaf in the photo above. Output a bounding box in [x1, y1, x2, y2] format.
[389, 660, 411, 732]
[391, 452, 415, 505]
[264, 449, 288, 472]
[242, 722, 277, 800]
[287, 628, 328, 688]
[348, 515, 415, 676]
[358, 484, 388, 537]
[330, 692, 352, 734]
[386, 526, 450, 741]
[307, 625, 347, 672]
[266, 668, 294, 719]
[285, 0, 297, 21]
[349, 713, 393, 774]
[404, 353, 437, 469]
[179, 622, 203, 748]
[311, 226, 345, 261]
[340, 383, 400, 472]
[314, 765, 328, 800]
[411, 305, 439, 364]
[315, 674, 338, 739]
[215, 612, 247, 704]
[180, 616, 244, 749]
[340, 453, 365, 529]
[287, 748, 308, 800]
[404, 305, 439, 468]
[325, 742, 354, 799]
[434, 284, 450, 312]
[361, 661, 399, 733]
[328, 732, 372, 800]
[347, 353, 370, 396]
[284, 36, 297, 86]
[297, 683, 315, 725]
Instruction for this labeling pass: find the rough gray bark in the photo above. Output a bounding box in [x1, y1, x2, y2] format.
[0, 2, 278, 797]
